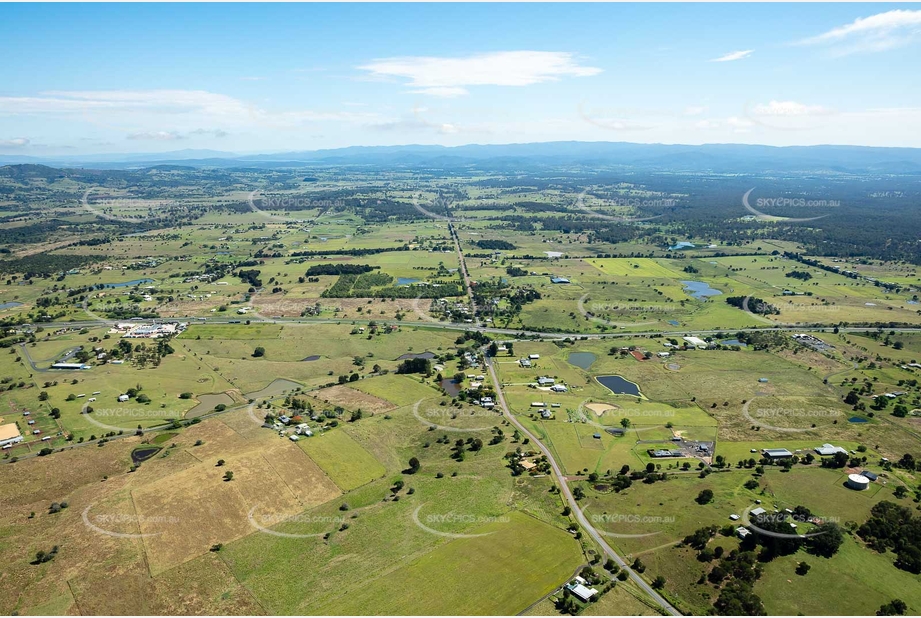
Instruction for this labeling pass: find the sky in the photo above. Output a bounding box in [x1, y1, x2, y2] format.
[1, 2, 920, 156]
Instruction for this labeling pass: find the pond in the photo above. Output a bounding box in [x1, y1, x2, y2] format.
[721, 339, 747, 347]
[681, 280, 722, 300]
[440, 378, 462, 397]
[544, 251, 564, 258]
[669, 241, 695, 251]
[397, 351, 436, 361]
[397, 277, 421, 286]
[302, 355, 321, 362]
[596, 375, 642, 397]
[667, 320, 680, 326]
[848, 416, 869, 423]
[245, 378, 303, 400]
[0, 301, 23, 310]
[186, 393, 235, 418]
[103, 278, 154, 289]
[568, 352, 596, 370]
[131, 446, 162, 464]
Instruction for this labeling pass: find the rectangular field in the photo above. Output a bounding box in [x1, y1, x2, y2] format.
[298, 428, 386, 491]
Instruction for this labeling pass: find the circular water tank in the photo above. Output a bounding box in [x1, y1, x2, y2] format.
[846, 473, 870, 490]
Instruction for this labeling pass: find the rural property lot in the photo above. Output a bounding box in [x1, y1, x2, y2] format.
[133, 430, 340, 574]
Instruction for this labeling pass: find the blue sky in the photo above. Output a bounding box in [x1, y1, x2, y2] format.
[1, 3, 920, 155]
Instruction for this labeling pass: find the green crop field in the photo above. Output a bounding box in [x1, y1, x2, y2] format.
[299, 427, 386, 491]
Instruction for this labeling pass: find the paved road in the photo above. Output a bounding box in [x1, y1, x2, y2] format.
[485, 351, 681, 616]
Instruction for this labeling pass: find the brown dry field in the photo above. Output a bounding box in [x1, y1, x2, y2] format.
[0, 409, 341, 614]
[307, 384, 397, 415]
[133, 420, 340, 574]
[775, 347, 848, 375]
[255, 294, 420, 318]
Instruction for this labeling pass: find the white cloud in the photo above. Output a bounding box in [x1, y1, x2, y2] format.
[371, 118, 461, 135]
[0, 90, 382, 136]
[799, 9, 921, 54]
[124, 128, 230, 141]
[684, 105, 709, 117]
[127, 131, 184, 141]
[749, 100, 835, 117]
[694, 119, 721, 130]
[727, 116, 753, 133]
[358, 51, 602, 97]
[408, 87, 469, 98]
[189, 128, 229, 138]
[710, 50, 753, 62]
[0, 137, 30, 147]
[0, 90, 251, 116]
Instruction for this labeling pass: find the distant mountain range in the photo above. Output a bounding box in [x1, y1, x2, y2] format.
[3, 142, 921, 174]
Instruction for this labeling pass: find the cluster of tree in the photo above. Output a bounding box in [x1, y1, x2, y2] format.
[396, 357, 432, 376]
[304, 263, 376, 276]
[725, 296, 780, 315]
[235, 269, 262, 288]
[0, 253, 103, 277]
[858, 501, 921, 574]
[474, 239, 516, 250]
[785, 270, 813, 281]
[746, 511, 844, 560]
[289, 246, 410, 258]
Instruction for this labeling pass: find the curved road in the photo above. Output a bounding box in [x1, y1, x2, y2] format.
[485, 351, 681, 616]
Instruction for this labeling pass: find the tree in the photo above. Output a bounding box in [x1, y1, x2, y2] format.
[805, 522, 844, 558]
[216, 459, 225, 466]
[406, 456, 421, 474]
[252, 346, 265, 358]
[877, 600, 907, 616]
[33, 546, 59, 565]
[795, 561, 811, 576]
[620, 417, 631, 429]
[896, 546, 921, 574]
[696, 489, 714, 505]
[223, 471, 234, 481]
[652, 575, 666, 589]
[714, 580, 765, 616]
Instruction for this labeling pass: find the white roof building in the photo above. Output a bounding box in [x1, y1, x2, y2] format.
[815, 443, 848, 456]
[567, 583, 598, 602]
